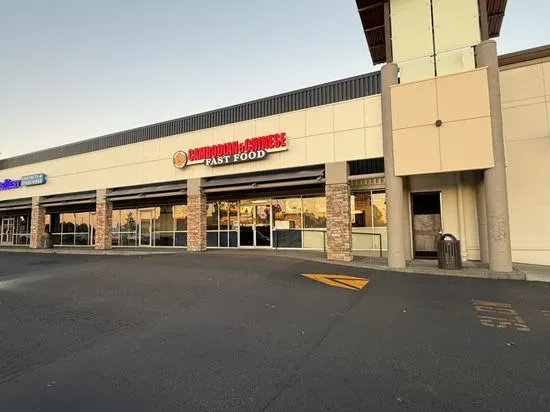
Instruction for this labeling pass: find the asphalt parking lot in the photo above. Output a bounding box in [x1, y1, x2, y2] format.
[0, 251, 549, 411]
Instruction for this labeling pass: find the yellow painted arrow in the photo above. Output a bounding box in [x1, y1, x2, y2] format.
[301, 274, 369, 291]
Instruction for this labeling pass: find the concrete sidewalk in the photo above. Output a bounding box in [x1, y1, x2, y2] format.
[1, 246, 542, 281]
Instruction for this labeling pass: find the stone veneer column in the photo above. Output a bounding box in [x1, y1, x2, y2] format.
[187, 178, 207, 252]
[476, 40, 513, 273]
[381, 63, 406, 269]
[325, 162, 352, 262]
[29, 196, 45, 249]
[95, 188, 112, 250]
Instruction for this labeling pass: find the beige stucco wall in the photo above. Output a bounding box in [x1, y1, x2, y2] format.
[392, 68, 494, 176]
[501, 59, 550, 265]
[0, 95, 382, 201]
[390, 0, 479, 83]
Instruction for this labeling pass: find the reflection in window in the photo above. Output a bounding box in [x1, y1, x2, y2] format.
[372, 192, 387, 227]
[174, 205, 187, 231]
[303, 197, 326, 228]
[47, 211, 94, 246]
[351, 190, 387, 251]
[75, 212, 90, 233]
[207, 201, 238, 248]
[61, 213, 75, 234]
[272, 198, 302, 229]
[155, 206, 175, 232]
[119, 209, 137, 232]
[111, 206, 188, 248]
[111, 210, 121, 231]
[207, 203, 218, 231]
[351, 193, 373, 228]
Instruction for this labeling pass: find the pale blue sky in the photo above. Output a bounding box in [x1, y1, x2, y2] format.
[0, 0, 548, 158]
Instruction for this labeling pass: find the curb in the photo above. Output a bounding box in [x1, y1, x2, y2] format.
[0, 247, 529, 281]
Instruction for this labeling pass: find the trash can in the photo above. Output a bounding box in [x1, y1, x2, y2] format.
[43, 232, 53, 249]
[437, 233, 462, 269]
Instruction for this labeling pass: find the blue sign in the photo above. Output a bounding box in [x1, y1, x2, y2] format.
[20, 173, 47, 187]
[0, 173, 47, 191]
[0, 179, 21, 191]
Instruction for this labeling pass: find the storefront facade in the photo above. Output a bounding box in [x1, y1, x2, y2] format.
[1, 1, 549, 271]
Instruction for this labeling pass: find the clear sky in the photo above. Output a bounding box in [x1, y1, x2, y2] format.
[0, 0, 548, 158]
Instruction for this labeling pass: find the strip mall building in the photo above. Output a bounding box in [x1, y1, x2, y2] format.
[1, 0, 549, 272]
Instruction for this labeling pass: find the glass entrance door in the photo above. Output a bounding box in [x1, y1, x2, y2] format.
[1, 218, 15, 245]
[238, 201, 272, 247]
[239, 201, 254, 246]
[255, 204, 271, 247]
[139, 210, 153, 246]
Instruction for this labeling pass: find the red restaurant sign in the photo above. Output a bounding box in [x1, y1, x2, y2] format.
[173, 132, 287, 169]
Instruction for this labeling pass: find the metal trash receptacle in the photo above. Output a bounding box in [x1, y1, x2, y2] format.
[437, 233, 462, 269]
[43, 233, 53, 249]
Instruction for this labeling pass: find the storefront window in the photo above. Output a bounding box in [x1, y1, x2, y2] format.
[110, 206, 187, 248]
[272, 198, 302, 248]
[112, 209, 137, 247]
[44, 212, 95, 246]
[303, 197, 326, 228]
[351, 191, 387, 251]
[272, 198, 302, 229]
[219, 202, 229, 230]
[372, 192, 387, 227]
[154, 206, 175, 246]
[351, 193, 373, 228]
[15, 215, 30, 245]
[119, 209, 137, 232]
[112, 210, 121, 232]
[50, 213, 62, 234]
[173, 205, 187, 246]
[174, 205, 187, 231]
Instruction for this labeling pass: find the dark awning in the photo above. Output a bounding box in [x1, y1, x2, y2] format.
[40, 191, 97, 206]
[0, 197, 32, 211]
[107, 181, 187, 200]
[201, 167, 325, 192]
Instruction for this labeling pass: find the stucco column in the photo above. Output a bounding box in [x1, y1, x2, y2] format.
[381, 63, 406, 269]
[402, 178, 413, 261]
[475, 172, 489, 263]
[29, 196, 45, 249]
[476, 40, 513, 273]
[187, 178, 207, 252]
[95, 188, 112, 250]
[325, 162, 352, 262]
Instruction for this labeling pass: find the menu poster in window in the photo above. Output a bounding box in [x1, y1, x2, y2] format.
[275, 220, 291, 230]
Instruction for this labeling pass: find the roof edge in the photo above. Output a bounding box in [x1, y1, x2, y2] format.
[498, 44, 550, 67]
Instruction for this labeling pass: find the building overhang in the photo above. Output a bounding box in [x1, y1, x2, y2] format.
[356, 0, 509, 65]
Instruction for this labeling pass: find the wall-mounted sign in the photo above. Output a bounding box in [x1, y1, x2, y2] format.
[0, 173, 47, 191]
[173, 132, 287, 169]
[21, 173, 47, 187]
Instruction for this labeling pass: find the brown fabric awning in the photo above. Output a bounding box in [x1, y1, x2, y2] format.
[40, 191, 96, 206]
[201, 168, 325, 189]
[0, 197, 32, 211]
[107, 181, 187, 199]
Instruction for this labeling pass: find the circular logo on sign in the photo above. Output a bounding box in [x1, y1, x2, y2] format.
[173, 151, 188, 169]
